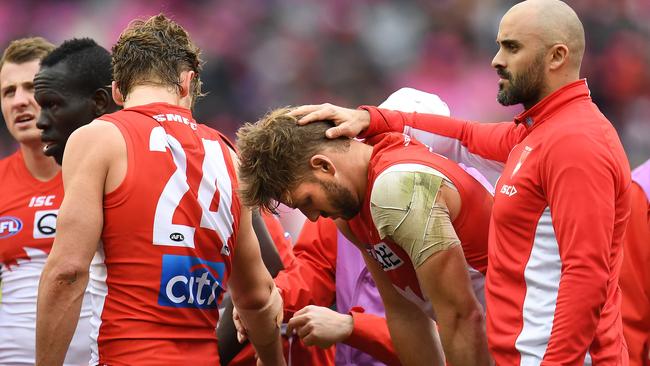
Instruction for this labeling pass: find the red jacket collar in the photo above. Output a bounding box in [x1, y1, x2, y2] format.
[514, 79, 591, 129]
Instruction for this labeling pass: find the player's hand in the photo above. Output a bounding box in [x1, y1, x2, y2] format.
[289, 103, 371, 139]
[232, 306, 248, 343]
[286, 305, 354, 348]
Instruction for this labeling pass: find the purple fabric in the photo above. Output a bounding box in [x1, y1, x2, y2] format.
[632, 159, 650, 201]
[335, 231, 387, 366]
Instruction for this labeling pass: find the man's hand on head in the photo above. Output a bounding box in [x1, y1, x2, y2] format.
[289, 103, 370, 139]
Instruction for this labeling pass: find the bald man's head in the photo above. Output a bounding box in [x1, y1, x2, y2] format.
[508, 0, 585, 70]
[492, 0, 585, 109]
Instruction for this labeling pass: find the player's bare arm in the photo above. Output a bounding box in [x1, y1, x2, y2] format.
[35, 120, 124, 366]
[228, 152, 286, 366]
[362, 250, 444, 366]
[334, 220, 444, 366]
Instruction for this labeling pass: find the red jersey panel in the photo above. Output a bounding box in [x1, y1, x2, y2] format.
[348, 133, 492, 313]
[91, 103, 241, 365]
[620, 182, 650, 366]
[0, 151, 91, 365]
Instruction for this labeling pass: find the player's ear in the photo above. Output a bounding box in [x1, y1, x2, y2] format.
[111, 81, 124, 106]
[92, 88, 112, 117]
[309, 154, 336, 177]
[179, 70, 195, 98]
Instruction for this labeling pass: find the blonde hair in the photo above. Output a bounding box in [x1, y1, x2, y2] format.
[0, 37, 54, 70]
[236, 107, 349, 213]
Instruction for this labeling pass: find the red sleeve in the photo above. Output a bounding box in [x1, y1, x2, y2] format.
[260, 212, 295, 268]
[620, 182, 650, 365]
[345, 307, 401, 366]
[274, 219, 338, 320]
[540, 133, 624, 364]
[359, 106, 525, 163]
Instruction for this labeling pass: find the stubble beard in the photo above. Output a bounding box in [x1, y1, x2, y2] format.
[496, 53, 546, 108]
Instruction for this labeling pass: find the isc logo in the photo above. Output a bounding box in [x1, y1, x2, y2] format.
[29, 195, 55, 207]
[0, 216, 23, 239]
[500, 184, 518, 197]
[158, 254, 225, 309]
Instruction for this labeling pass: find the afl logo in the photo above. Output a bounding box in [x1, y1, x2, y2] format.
[0, 216, 23, 239]
[170, 233, 185, 242]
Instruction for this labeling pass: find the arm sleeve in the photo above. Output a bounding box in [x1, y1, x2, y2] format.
[359, 106, 526, 164]
[345, 307, 402, 366]
[370, 168, 460, 268]
[618, 182, 650, 364]
[273, 219, 338, 321]
[540, 133, 620, 364]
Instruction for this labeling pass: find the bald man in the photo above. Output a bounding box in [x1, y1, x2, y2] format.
[290, 1, 631, 365]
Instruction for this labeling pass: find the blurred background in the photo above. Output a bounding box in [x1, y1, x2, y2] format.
[1, 0, 648, 166]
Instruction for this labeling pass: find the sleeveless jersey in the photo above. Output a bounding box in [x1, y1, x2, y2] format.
[91, 103, 241, 365]
[348, 133, 492, 314]
[0, 150, 92, 365]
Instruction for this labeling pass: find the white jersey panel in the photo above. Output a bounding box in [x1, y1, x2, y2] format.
[0, 247, 92, 365]
[89, 244, 108, 365]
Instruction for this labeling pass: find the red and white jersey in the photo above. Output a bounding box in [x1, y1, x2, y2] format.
[0, 150, 91, 365]
[92, 103, 241, 365]
[348, 133, 492, 316]
[361, 80, 631, 365]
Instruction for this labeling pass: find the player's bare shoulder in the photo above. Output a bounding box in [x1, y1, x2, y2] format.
[63, 119, 126, 192]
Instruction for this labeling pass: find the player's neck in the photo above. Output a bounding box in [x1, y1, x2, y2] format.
[123, 85, 185, 109]
[347, 141, 373, 203]
[20, 142, 60, 181]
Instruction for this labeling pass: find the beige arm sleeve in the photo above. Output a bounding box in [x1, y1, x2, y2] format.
[370, 167, 461, 268]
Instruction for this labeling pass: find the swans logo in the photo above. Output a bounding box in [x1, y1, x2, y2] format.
[158, 254, 225, 309]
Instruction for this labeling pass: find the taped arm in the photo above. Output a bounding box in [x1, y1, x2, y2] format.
[360, 106, 524, 163]
[370, 168, 490, 366]
[370, 168, 460, 268]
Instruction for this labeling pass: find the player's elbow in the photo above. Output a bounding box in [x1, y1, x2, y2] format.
[40, 259, 89, 289]
[453, 302, 485, 334]
[231, 280, 276, 310]
[461, 305, 485, 327]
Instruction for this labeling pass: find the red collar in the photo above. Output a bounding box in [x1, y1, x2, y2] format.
[514, 79, 591, 130]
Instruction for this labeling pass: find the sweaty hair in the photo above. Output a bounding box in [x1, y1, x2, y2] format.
[40, 38, 112, 95]
[0, 37, 54, 70]
[236, 107, 350, 213]
[112, 14, 204, 104]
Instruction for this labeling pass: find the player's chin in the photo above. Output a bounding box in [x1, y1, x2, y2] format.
[42, 143, 62, 163]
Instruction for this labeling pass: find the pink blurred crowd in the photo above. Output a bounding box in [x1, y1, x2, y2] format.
[0, 0, 648, 165]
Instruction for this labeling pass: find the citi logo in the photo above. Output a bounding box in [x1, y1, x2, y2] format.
[0, 216, 23, 238]
[500, 184, 518, 197]
[158, 254, 225, 309]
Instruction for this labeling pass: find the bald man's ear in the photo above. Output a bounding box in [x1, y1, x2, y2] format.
[548, 44, 569, 71]
[92, 88, 112, 117]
